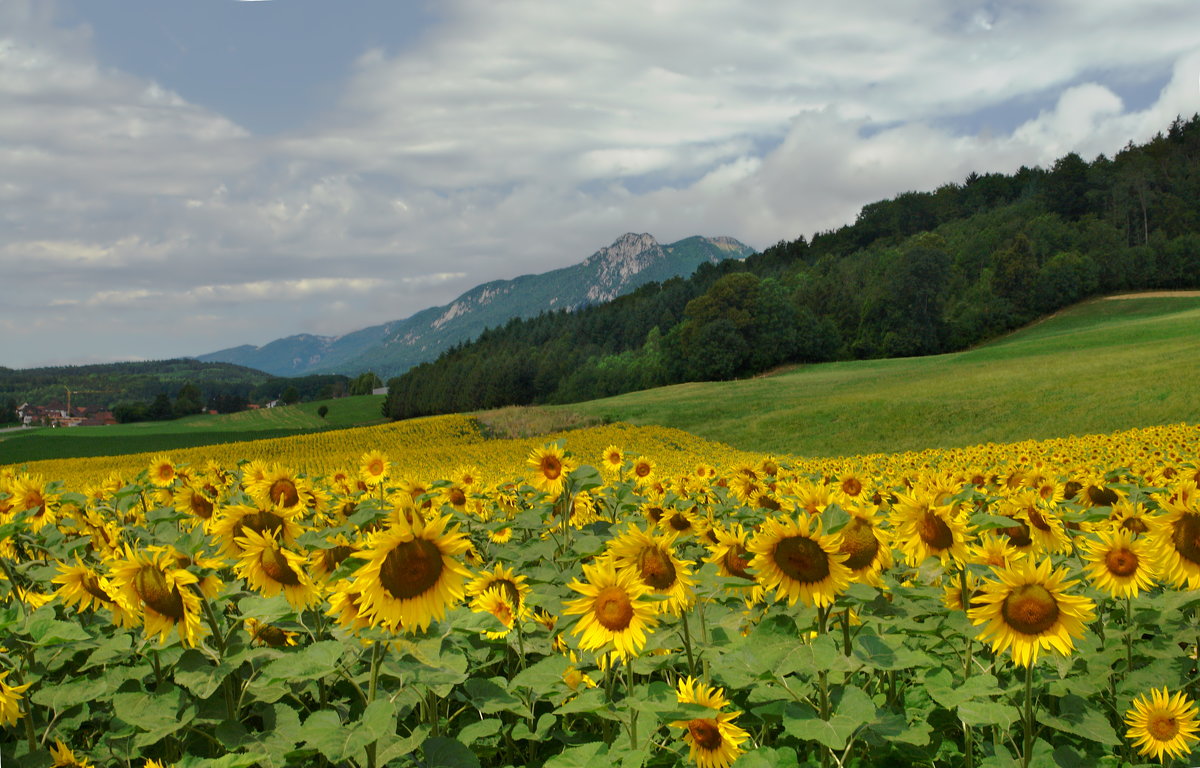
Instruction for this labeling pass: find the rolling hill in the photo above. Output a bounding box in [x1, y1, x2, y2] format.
[560, 294, 1200, 457]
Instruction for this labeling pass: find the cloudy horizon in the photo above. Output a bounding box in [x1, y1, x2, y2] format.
[3, 0, 1198, 369]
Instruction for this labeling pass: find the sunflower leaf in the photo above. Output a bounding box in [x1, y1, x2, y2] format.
[544, 741, 610, 768]
[423, 735, 482, 768]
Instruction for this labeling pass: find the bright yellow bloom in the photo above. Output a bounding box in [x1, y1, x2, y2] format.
[1125, 687, 1200, 762]
[350, 512, 472, 632]
[359, 450, 391, 487]
[563, 559, 657, 660]
[967, 558, 1096, 667]
[670, 676, 751, 768]
[527, 444, 574, 498]
[0, 669, 31, 727]
[1080, 528, 1158, 599]
[747, 513, 852, 608]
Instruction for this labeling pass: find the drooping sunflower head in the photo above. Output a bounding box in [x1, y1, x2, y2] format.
[747, 513, 852, 608]
[1149, 505, 1200, 589]
[108, 545, 205, 647]
[837, 506, 893, 584]
[244, 617, 299, 647]
[705, 523, 756, 583]
[966, 558, 1096, 667]
[234, 528, 319, 609]
[49, 739, 94, 767]
[1125, 687, 1200, 762]
[172, 483, 218, 524]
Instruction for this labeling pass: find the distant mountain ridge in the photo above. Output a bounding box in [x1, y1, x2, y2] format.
[197, 233, 753, 378]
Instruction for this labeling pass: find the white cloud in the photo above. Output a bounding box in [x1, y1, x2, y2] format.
[3, 0, 1200, 367]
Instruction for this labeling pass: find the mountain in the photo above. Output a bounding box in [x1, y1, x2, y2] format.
[197, 233, 753, 378]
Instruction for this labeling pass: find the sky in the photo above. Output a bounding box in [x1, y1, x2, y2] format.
[2, 0, 1199, 370]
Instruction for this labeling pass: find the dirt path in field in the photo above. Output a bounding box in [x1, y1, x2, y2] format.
[1105, 290, 1200, 299]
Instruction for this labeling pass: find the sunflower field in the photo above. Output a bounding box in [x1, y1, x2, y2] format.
[3, 418, 1200, 767]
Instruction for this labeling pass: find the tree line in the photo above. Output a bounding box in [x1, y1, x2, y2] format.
[384, 114, 1200, 420]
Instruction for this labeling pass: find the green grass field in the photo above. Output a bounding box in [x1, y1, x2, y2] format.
[562, 295, 1200, 457]
[0, 395, 386, 465]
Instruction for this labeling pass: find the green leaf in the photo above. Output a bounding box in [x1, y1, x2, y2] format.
[260, 639, 345, 683]
[456, 718, 502, 746]
[781, 703, 860, 750]
[1039, 694, 1120, 745]
[852, 633, 927, 671]
[178, 754, 268, 768]
[509, 653, 571, 692]
[544, 741, 610, 768]
[924, 670, 1002, 709]
[237, 593, 295, 625]
[174, 649, 235, 699]
[512, 713, 557, 740]
[463, 676, 531, 717]
[733, 746, 801, 768]
[957, 699, 1019, 728]
[423, 735, 482, 768]
[301, 700, 396, 763]
[79, 632, 134, 672]
[32, 675, 107, 710]
[27, 613, 91, 646]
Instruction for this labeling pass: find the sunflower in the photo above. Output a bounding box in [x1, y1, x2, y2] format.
[244, 617, 299, 647]
[837, 504, 893, 585]
[601, 445, 625, 474]
[1081, 528, 1157, 599]
[325, 581, 373, 635]
[466, 563, 532, 622]
[210, 503, 305, 559]
[0, 669, 31, 726]
[234, 528, 319, 609]
[108, 545, 206, 647]
[359, 450, 391, 487]
[606, 524, 696, 615]
[8, 473, 58, 532]
[1149, 503, 1200, 589]
[1003, 491, 1071, 554]
[890, 490, 971, 566]
[564, 558, 658, 659]
[1108, 500, 1154, 536]
[628, 456, 657, 487]
[966, 558, 1096, 667]
[1125, 687, 1200, 762]
[52, 557, 138, 627]
[172, 483, 218, 526]
[747, 513, 852, 608]
[670, 676, 751, 768]
[147, 455, 177, 488]
[471, 586, 517, 638]
[247, 465, 313, 514]
[706, 523, 756, 582]
[968, 532, 1025, 570]
[489, 526, 514, 544]
[50, 740, 94, 767]
[351, 512, 472, 632]
[527, 444, 574, 498]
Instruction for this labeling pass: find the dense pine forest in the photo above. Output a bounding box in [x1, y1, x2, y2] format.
[384, 116, 1200, 420]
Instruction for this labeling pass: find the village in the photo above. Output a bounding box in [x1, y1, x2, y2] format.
[13, 400, 117, 428]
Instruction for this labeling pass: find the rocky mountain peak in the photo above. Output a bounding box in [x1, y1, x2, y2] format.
[589, 233, 661, 266]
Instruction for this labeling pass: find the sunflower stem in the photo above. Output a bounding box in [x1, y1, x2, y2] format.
[840, 605, 852, 658]
[1021, 662, 1035, 768]
[626, 654, 638, 750]
[1124, 595, 1134, 675]
[959, 568, 976, 768]
[366, 642, 384, 768]
[514, 616, 527, 670]
[680, 609, 697, 679]
[197, 591, 238, 722]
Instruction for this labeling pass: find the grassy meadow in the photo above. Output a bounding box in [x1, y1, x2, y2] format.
[564, 295, 1200, 457]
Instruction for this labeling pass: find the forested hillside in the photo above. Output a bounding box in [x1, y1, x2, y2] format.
[0, 359, 349, 415]
[384, 115, 1200, 420]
